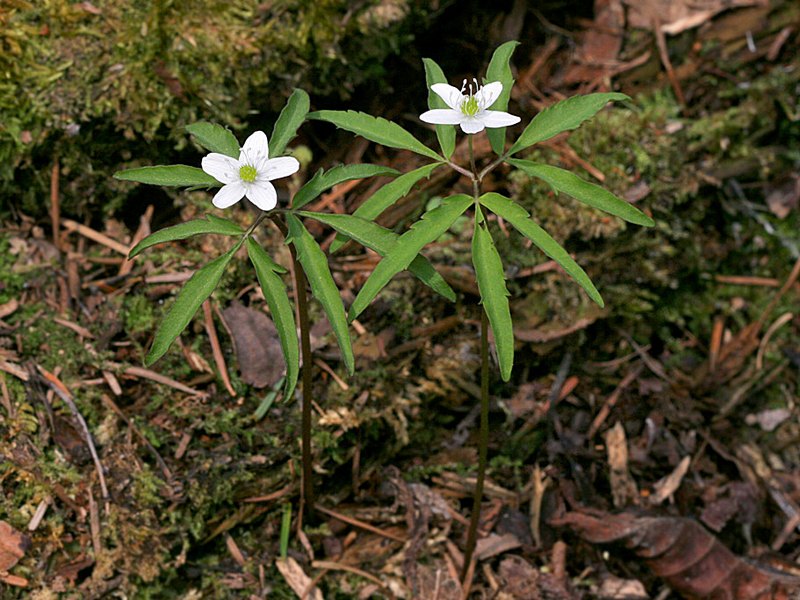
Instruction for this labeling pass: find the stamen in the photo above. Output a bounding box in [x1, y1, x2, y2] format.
[239, 164, 258, 183]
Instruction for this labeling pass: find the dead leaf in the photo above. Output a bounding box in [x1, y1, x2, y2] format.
[746, 407, 792, 432]
[564, 0, 625, 84]
[222, 302, 285, 389]
[553, 509, 800, 599]
[598, 574, 648, 599]
[275, 557, 323, 600]
[415, 562, 461, 600]
[605, 422, 639, 508]
[0, 299, 19, 319]
[649, 455, 691, 505]
[52, 414, 92, 465]
[498, 555, 579, 600]
[474, 533, 521, 561]
[701, 482, 759, 532]
[765, 175, 799, 219]
[623, 0, 769, 35]
[0, 520, 30, 571]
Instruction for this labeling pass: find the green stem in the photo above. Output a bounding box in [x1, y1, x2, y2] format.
[468, 135, 477, 176]
[460, 133, 490, 582]
[462, 286, 490, 581]
[477, 152, 509, 182]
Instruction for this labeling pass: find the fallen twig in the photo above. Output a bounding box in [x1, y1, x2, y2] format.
[37, 367, 110, 512]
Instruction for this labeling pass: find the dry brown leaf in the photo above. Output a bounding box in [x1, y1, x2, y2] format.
[564, 0, 625, 84]
[605, 422, 639, 508]
[498, 555, 579, 600]
[598, 574, 648, 599]
[553, 509, 800, 599]
[275, 557, 323, 600]
[222, 301, 285, 389]
[623, 0, 769, 35]
[0, 520, 30, 571]
[765, 175, 799, 219]
[414, 562, 461, 600]
[474, 533, 522, 561]
[649, 455, 691, 505]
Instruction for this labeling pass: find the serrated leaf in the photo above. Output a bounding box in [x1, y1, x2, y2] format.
[508, 159, 654, 226]
[423, 57, 456, 160]
[330, 163, 441, 253]
[285, 214, 354, 375]
[472, 206, 514, 381]
[271, 89, 310, 158]
[349, 194, 472, 320]
[146, 245, 238, 365]
[508, 93, 629, 155]
[308, 110, 442, 161]
[114, 165, 220, 187]
[485, 41, 520, 156]
[129, 214, 244, 258]
[186, 122, 240, 158]
[299, 211, 456, 302]
[246, 238, 299, 400]
[479, 192, 603, 307]
[293, 164, 399, 210]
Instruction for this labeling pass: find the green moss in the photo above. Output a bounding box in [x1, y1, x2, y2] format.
[132, 463, 166, 508]
[1, 0, 435, 219]
[123, 294, 156, 335]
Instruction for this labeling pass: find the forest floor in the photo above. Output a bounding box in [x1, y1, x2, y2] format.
[1, 1, 800, 598]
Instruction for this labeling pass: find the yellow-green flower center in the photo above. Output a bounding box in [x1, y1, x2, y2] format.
[461, 95, 480, 117]
[239, 165, 258, 183]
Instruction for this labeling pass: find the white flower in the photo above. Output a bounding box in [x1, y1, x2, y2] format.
[201, 131, 300, 211]
[420, 79, 520, 135]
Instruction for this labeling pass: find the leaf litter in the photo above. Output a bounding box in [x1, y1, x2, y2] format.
[0, 1, 799, 598]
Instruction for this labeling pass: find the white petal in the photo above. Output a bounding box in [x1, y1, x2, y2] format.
[212, 182, 245, 209]
[202, 153, 240, 184]
[476, 81, 503, 109]
[460, 118, 485, 134]
[480, 110, 521, 128]
[420, 109, 463, 125]
[245, 181, 277, 211]
[431, 83, 465, 111]
[262, 156, 300, 181]
[241, 130, 270, 165]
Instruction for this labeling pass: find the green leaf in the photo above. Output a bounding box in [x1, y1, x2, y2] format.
[270, 89, 310, 158]
[114, 165, 220, 187]
[479, 192, 603, 307]
[472, 206, 514, 381]
[145, 245, 237, 365]
[285, 213, 354, 375]
[308, 110, 442, 161]
[129, 214, 244, 259]
[508, 93, 629, 155]
[186, 122, 240, 158]
[348, 194, 472, 320]
[246, 237, 299, 400]
[329, 163, 441, 253]
[423, 57, 456, 160]
[485, 41, 520, 156]
[298, 211, 456, 302]
[507, 159, 654, 227]
[293, 164, 399, 210]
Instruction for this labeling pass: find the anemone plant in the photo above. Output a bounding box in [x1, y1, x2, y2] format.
[307, 40, 654, 577]
[114, 90, 407, 520]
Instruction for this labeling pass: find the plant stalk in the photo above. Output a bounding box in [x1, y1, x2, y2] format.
[460, 134, 491, 581]
[271, 213, 315, 520]
[462, 309, 490, 580]
[292, 248, 315, 520]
